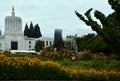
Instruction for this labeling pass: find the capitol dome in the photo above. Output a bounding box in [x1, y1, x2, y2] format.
[5, 6, 22, 35]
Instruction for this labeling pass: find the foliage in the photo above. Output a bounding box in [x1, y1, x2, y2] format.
[0, 54, 120, 80]
[75, 33, 111, 54]
[75, 0, 120, 55]
[28, 22, 34, 37]
[35, 40, 44, 52]
[43, 45, 53, 52]
[40, 48, 75, 60]
[2, 52, 120, 70]
[54, 29, 64, 50]
[24, 23, 29, 36]
[34, 24, 42, 38]
[24, 22, 42, 38]
[0, 54, 70, 80]
[80, 53, 93, 60]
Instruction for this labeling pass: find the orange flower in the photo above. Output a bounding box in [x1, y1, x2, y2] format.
[62, 53, 66, 58]
[45, 53, 49, 57]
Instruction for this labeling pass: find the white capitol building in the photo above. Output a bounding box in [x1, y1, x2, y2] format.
[0, 6, 54, 51]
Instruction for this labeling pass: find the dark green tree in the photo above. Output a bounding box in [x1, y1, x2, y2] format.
[74, 33, 111, 54]
[28, 22, 34, 37]
[35, 40, 44, 52]
[34, 24, 42, 38]
[24, 23, 29, 36]
[109, 0, 120, 19]
[75, 0, 120, 55]
[54, 29, 64, 50]
[24, 22, 42, 38]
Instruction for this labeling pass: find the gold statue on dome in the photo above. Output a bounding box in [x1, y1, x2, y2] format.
[12, 5, 15, 12]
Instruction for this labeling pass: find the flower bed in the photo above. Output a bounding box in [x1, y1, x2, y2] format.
[0, 54, 120, 81]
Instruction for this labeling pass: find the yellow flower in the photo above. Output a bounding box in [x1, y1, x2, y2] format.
[77, 69, 84, 75]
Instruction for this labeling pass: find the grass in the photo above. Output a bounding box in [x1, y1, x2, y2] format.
[0, 52, 120, 80]
[54, 58, 120, 71]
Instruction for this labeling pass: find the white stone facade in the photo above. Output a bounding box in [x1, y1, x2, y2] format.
[0, 7, 54, 51]
[39, 37, 54, 47]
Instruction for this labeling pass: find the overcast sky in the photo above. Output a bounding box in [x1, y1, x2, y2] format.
[0, 0, 113, 38]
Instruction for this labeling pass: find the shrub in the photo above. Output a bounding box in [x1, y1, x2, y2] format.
[80, 53, 93, 60]
[35, 40, 44, 52]
[0, 54, 120, 80]
[0, 54, 71, 80]
[43, 45, 53, 52]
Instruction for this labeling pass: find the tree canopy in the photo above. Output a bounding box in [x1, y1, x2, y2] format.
[34, 24, 42, 38]
[24, 22, 42, 38]
[74, 33, 111, 54]
[24, 23, 29, 36]
[75, 0, 120, 55]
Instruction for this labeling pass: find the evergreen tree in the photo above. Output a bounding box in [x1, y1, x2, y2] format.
[28, 22, 34, 37]
[24, 23, 29, 36]
[54, 29, 64, 50]
[75, 0, 120, 55]
[34, 24, 42, 38]
[37, 24, 42, 37]
[109, 0, 120, 19]
[24, 22, 42, 38]
[74, 33, 111, 54]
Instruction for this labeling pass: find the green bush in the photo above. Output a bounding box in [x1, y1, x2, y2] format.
[80, 53, 93, 60]
[43, 45, 53, 52]
[35, 40, 44, 52]
[75, 34, 111, 54]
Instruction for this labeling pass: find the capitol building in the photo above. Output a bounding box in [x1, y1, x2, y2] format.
[0, 6, 54, 51]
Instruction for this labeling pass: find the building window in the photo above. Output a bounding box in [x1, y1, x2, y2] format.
[0, 43, 1, 48]
[50, 41, 52, 45]
[29, 45, 31, 48]
[43, 41, 45, 47]
[29, 41, 31, 44]
[46, 41, 48, 46]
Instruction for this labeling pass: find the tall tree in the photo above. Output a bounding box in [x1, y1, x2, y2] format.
[74, 33, 111, 54]
[75, 0, 120, 55]
[54, 29, 64, 50]
[34, 24, 42, 38]
[24, 22, 42, 38]
[24, 23, 29, 36]
[28, 22, 34, 37]
[108, 0, 120, 20]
